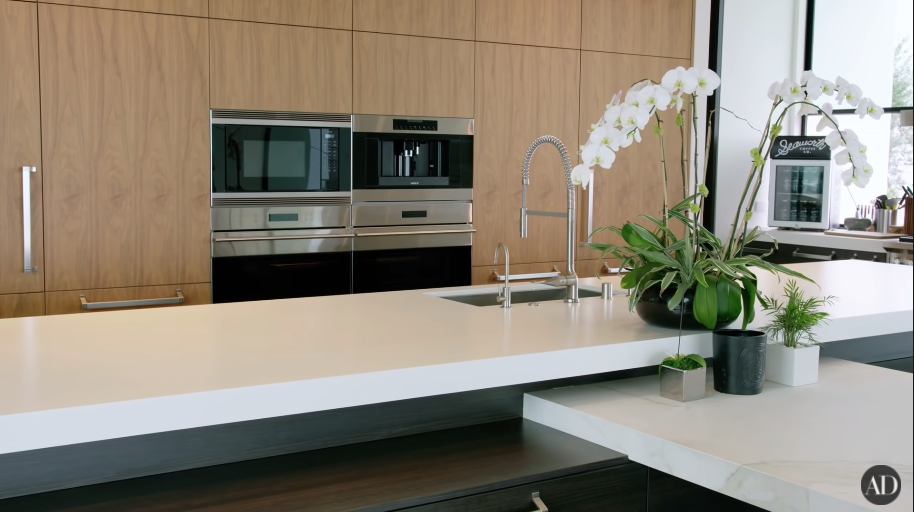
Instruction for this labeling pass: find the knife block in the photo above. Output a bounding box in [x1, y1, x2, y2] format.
[905, 198, 913, 235]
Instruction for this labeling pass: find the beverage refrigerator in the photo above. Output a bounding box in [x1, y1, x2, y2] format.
[767, 135, 839, 231]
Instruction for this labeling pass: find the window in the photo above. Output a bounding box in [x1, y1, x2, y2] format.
[804, 0, 913, 221]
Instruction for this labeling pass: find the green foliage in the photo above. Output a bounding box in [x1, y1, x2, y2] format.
[660, 353, 707, 372]
[761, 280, 836, 348]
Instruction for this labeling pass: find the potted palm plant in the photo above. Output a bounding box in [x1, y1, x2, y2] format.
[760, 280, 836, 386]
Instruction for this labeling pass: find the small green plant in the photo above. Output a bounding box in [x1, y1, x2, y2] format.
[761, 280, 836, 348]
[660, 353, 707, 372]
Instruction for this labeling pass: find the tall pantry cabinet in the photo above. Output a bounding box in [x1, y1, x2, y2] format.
[0, 0, 44, 318]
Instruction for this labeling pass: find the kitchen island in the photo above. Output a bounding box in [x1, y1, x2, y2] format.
[1, 260, 912, 508]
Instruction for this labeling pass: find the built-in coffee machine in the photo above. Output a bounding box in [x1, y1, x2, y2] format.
[351, 115, 474, 293]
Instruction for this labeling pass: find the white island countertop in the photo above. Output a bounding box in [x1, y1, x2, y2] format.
[524, 358, 913, 512]
[0, 260, 911, 455]
[762, 228, 899, 253]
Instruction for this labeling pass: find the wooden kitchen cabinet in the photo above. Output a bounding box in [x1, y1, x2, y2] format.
[353, 0, 474, 40]
[209, 0, 352, 30]
[577, 51, 691, 258]
[473, 43, 580, 266]
[210, 19, 352, 113]
[581, 0, 693, 58]
[0, 293, 45, 320]
[353, 32, 474, 118]
[41, 0, 208, 17]
[45, 283, 211, 315]
[476, 0, 582, 49]
[0, 0, 44, 297]
[39, 5, 211, 292]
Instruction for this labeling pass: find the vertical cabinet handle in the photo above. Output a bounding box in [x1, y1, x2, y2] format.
[22, 166, 37, 273]
[528, 492, 549, 512]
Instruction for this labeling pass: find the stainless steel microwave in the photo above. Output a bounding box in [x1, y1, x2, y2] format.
[211, 110, 351, 194]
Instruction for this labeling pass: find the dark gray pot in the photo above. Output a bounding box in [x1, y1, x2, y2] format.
[712, 329, 767, 395]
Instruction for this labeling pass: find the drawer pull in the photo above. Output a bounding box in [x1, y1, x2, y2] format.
[356, 228, 476, 237]
[79, 289, 185, 310]
[529, 492, 549, 512]
[741, 246, 769, 255]
[214, 234, 354, 242]
[791, 248, 835, 261]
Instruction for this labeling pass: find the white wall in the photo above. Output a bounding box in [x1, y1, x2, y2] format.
[713, 0, 805, 237]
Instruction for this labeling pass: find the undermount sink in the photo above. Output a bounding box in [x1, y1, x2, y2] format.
[433, 286, 602, 307]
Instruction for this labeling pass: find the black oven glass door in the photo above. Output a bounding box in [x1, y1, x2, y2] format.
[213, 124, 351, 193]
[353, 246, 471, 294]
[213, 252, 352, 303]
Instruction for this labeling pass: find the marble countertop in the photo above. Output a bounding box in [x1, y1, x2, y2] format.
[0, 261, 911, 455]
[524, 358, 913, 512]
[761, 228, 899, 253]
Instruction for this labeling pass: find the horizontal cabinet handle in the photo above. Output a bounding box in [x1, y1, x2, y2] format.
[528, 492, 548, 512]
[741, 247, 769, 255]
[214, 234, 354, 242]
[792, 248, 835, 261]
[356, 228, 476, 237]
[80, 289, 184, 310]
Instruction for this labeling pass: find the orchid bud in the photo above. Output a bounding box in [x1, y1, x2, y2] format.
[699, 184, 709, 197]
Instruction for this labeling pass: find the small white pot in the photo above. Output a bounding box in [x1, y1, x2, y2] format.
[765, 343, 820, 386]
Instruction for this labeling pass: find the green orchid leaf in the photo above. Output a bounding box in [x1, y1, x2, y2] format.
[693, 275, 719, 329]
[622, 222, 655, 248]
[684, 354, 707, 368]
[740, 277, 758, 329]
[641, 250, 681, 269]
[694, 269, 709, 288]
[717, 276, 743, 325]
[670, 192, 702, 213]
[667, 281, 690, 311]
[660, 271, 677, 294]
[764, 262, 815, 283]
[620, 262, 660, 289]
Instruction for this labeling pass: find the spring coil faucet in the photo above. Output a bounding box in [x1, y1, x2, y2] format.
[519, 136, 579, 303]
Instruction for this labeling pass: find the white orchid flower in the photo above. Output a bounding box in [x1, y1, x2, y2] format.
[625, 80, 651, 108]
[767, 80, 783, 101]
[661, 66, 698, 94]
[819, 79, 836, 96]
[638, 85, 672, 112]
[800, 70, 823, 100]
[835, 76, 862, 106]
[855, 97, 884, 120]
[834, 148, 852, 166]
[605, 90, 623, 109]
[841, 167, 869, 188]
[779, 80, 805, 103]
[588, 126, 608, 145]
[570, 164, 593, 189]
[603, 104, 624, 127]
[797, 102, 819, 116]
[816, 102, 837, 131]
[842, 128, 860, 143]
[621, 105, 650, 132]
[588, 126, 625, 151]
[588, 123, 600, 133]
[824, 129, 843, 148]
[669, 92, 684, 112]
[688, 67, 721, 96]
[860, 162, 874, 180]
[581, 143, 616, 170]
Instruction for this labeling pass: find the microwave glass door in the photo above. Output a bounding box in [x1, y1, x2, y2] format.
[213, 125, 350, 193]
[772, 164, 826, 223]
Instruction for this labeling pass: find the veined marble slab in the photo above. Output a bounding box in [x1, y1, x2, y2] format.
[524, 358, 912, 512]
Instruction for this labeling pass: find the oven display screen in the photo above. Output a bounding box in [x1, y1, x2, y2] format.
[269, 213, 299, 222]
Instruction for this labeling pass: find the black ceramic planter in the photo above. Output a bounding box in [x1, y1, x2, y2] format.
[635, 286, 734, 330]
[712, 329, 767, 395]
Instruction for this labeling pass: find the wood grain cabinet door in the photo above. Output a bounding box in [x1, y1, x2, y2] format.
[581, 0, 693, 58]
[209, 0, 352, 29]
[473, 43, 580, 266]
[41, 0, 208, 17]
[210, 19, 352, 113]
[39, 5, 211, 292]
[353, 32, 474, 118]
[476, 0, 582, 49]
[0, 293, 45, 320]
[0, 0, 43, 296]
[353, 0, 474, 40]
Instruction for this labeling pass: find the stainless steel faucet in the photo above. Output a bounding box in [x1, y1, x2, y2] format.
[494, 242, 511, 308]
[519, 136, 579, 303]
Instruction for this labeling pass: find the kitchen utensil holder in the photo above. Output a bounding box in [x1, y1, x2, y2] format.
[875, 209, 893, 233]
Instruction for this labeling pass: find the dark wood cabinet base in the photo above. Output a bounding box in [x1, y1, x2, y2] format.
[647, 468, 765, 512]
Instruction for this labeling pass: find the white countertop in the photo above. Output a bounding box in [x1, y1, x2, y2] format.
[524, 358, 913, 512]
[762, 228, 898, 253]
[0, 261, 911, 455]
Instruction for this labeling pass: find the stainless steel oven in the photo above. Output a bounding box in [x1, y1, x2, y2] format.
[211, 110, 354, 303]
[351, 114, 474, 293]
